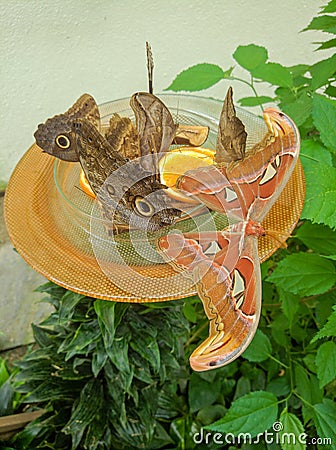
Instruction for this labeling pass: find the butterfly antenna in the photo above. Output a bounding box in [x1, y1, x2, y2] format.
[146, 42, 154, 94]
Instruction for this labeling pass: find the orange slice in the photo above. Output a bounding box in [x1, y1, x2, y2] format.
[159, 146, 215, 203]
[79, 170, 96, 199]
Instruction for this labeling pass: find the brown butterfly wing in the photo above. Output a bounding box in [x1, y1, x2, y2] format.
[34, 94, 100, 161]
[215, 87, 247, 165]
[105, 113, 140, 160]
[130, 92, 177, 173]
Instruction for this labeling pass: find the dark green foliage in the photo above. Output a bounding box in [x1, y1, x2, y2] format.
[1, 3, 336, 449]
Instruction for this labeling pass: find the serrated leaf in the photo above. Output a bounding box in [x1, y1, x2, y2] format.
[315, 37, 336, 51]
[239, 95, 274, 107]
[310, 54, 336, 89]
[233, 44, 268, 71]
[267, 253, 336, 296]
[279, 410, 306, 450]
[252, 62, 293, 88]
[301, 162, 336, 229]
[312, 305, 336, 342]
[242, 330, 272, 362]
[278, 289, 300, 326]
[282, 92, 312, 126]
[315, 341, 336, 388]
[166, 63, 225, 91]
[312, 94, 336, 152]
[207, 391, 278, 437]
[300, 139, 332, 167]
[295, 221, 336, 254]
[321, 0, 336, 13]
[312, 399, 336, 448]
[304, 14, 336, 33]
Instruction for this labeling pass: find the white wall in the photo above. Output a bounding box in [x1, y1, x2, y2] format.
[0, 0, 325, 182]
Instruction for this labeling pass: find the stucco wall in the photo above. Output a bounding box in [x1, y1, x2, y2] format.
[0, 0, 325, 183]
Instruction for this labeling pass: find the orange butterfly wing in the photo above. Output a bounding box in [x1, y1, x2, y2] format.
[158, 228, 261, 371]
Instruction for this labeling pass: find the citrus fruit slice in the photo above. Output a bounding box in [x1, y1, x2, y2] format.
[159, 146, 215, 203]
[79, 170, 96, 199]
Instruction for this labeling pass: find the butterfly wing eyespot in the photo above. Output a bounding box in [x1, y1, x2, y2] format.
[134, 196, 154, 217]
[55, 134, 71, 149]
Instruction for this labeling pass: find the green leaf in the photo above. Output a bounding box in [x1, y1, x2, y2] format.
[312, 94, 336, 152]
[207, 391, 278, 437]
[166, 63, 225, 91]
[310, 54, 336, 89]
[62, 379, 103, 448]
[301, 162, 336, 229]
[188, 373, 220, 413]
[94, 300, 116, 357]
[279, 289, 300, 327]
[252, 62, 293, 88]
[242, 330, 272, 362]
[312, 399, 336, 448]
[325, 84, 336, 97]
[196, 404, 227, 426]
[304, 14, 336, 33]
[183, 301, 197, 323]
[315, 290, 336, 328]
[92, 338, 108, 377]
[130, 330, 160, 373]
[60, 321, 100, 360]
[279, 409, 306, 450]
[239, 95, 274, 107]
[266, 376, 291, 397]
[0, 358, 9, 387]
[267, 253, 336, 296]
[233, 376, 251, 400]
[282, 92, 312, 126]
[0, 379, 15, 416]
[316, 341, 336, 388]
[295, 221, 336, 254]
[312, 305, 336, 343]
[300, 139, 332, 167]
[233, 44, 268, 71]
[59, 291, 85, 323]
[315, 37, 336, 51]
[321, 0, 336, 13]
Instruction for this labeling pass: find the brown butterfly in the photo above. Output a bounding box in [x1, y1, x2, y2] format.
[34, 94, 100, 162]
[34, 92, 182, 232]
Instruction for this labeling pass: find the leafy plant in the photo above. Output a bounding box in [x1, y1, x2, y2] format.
[2, 2, 336, 449]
